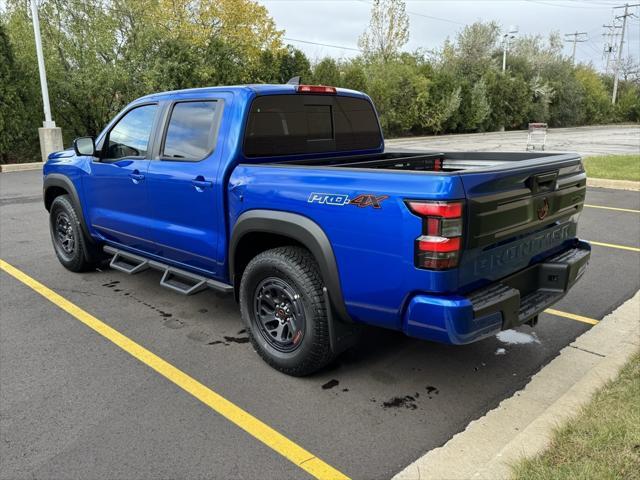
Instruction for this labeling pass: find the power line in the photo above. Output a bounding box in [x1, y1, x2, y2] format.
[560, 0, 625, 4]
[525, 0, 619, 9]
[355, 0, 464, 26]
[283, 37, 361, 52]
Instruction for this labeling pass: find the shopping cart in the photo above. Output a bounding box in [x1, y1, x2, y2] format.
[526, 122, 548, 151]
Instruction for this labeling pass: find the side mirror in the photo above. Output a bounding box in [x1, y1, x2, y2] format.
[73, 136, 96, 156]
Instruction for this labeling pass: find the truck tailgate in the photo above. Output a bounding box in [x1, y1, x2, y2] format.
[457, 154, 586, 291]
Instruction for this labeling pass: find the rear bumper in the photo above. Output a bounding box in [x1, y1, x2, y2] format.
[402, 239, 591, 344]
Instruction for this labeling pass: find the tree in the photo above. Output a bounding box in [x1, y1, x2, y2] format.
[2, 0, 285, 142]
[0, 22, 40, 163]
[528, 75, 555, 122]
[341, 61, 368, 92]
[544, 61, 584, 127]
[358, 0, 409, 62]
[575, 67, 611, 124]
[510, 32, 564, 75]
[483, 70, 531, 130]
[365, 58, 425, 135]
[414, 68, 462, 134]
[277, 46, 312, 84]
[615, 84, 640, 122]
[313, 58, 341, 86]
[146, 0, 283, 66]
[619, 57, 640, 85]
[465, 79, 491, 131]
[448, 21, 500, 78]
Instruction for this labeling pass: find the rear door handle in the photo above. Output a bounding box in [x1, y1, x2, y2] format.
[129, 170, 145, 183]
[192, 176, 213, 191]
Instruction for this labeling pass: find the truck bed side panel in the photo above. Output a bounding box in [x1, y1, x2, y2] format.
[227, 165, 466, 329]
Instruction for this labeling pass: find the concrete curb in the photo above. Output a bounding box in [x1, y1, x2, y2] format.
[587, 177, 640, 191]
[0, 162, 43, 173]
[393, 291, 640, 480]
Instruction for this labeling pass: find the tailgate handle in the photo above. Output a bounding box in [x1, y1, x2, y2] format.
[529, 171, 557, 193]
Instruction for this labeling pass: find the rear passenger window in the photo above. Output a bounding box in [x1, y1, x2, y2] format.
[162, 101, 218, 161]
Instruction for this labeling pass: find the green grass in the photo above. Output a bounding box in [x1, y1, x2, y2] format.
[511, 352, 640, 480]
[584, 154, 640, 181]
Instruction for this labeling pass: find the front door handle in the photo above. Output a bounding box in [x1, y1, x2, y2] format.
[192, 176, 213, 192]
[129, 170, 145, 184]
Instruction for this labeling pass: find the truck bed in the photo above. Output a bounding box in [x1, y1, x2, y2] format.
[276, 150, 578, 173]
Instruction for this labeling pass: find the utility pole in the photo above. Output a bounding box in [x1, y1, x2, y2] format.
[602, 24, 621, 74]
[611, 3, 639, 104]
[30, 0, 63, 161]
[564, 31, 588, 64]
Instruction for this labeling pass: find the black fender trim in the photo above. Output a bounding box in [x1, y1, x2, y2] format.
[229, 210, 352, 323]
[43, 173, 94, 242]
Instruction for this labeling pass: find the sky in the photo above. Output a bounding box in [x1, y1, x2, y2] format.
[257, 0, 640, 70]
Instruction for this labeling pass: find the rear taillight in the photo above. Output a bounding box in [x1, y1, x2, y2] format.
[296, 85, 337, 94]
[406, 200, 464, 270]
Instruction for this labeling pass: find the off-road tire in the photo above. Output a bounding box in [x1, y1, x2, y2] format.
[49, 194, 100, 272]
[240, 246, 334, 376]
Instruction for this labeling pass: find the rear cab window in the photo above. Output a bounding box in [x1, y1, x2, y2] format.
[243, 94, 382, 157]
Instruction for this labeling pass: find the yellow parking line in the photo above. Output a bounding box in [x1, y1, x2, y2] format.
[584, 204, 639, 214]
[0, 259, 349, 480]
[586, 240, 640, 253]
[544, 308, 599, 325]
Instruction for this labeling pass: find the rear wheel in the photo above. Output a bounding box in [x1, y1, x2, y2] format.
[49, 195, 99, 272]
[240, 246, 333, 376]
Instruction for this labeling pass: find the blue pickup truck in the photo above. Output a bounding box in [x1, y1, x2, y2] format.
[43, 83, 590, 375]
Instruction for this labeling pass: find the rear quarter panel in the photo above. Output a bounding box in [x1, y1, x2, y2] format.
[228, 165, 466, 330]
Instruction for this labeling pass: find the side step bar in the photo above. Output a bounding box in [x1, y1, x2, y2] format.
[103, 246, 233, 296]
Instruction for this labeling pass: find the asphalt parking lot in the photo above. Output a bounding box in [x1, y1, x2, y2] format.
[1, 169, 639, 480]
[387, 124, 640, 157]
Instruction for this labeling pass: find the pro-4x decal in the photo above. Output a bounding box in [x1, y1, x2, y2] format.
[308, 192, 389, 209]
[349, 194, 389, 209]
[307, 193, 350, 206]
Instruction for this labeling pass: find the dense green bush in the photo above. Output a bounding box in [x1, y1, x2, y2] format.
[1, 1, 638, 163]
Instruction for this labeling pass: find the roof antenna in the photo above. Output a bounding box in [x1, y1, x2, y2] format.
[286, 76, 301, 85]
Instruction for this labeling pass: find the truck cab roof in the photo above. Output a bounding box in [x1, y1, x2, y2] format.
[135, 84, 370, 104]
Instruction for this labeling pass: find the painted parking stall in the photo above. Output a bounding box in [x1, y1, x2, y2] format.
[1, 169, 639, 480]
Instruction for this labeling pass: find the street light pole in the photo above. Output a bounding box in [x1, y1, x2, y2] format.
[502, 36, 507, 72]
[30, 0, 53, 127]
[30, 0, 63, 161]
[502, 26, 518, 73]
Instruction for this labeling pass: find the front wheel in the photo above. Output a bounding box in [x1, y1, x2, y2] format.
[239, 246, 334, 376]
[49, 195, 99, 272]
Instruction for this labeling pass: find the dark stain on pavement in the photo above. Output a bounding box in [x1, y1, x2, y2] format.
[383, 395, 418, 410]
[223, 335, 250, 344]
[321, 379, 340, 390]
[425, 386, 440, 399]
